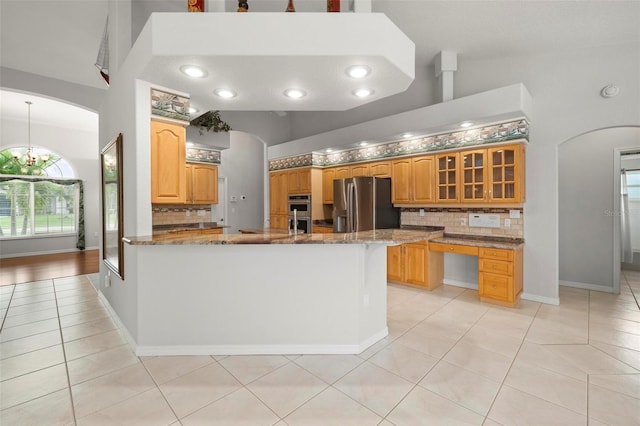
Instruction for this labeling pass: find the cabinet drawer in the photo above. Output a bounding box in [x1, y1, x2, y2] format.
[479, 272, 512, 301]
[479, 259, 513, 276]
[429, 242, 478, 256]
[479, 248, 513, 261]
[200, 228, 223, 235]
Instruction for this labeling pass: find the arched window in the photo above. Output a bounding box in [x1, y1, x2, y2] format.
[0, 146, 74, 177]
[0, 147, 84, 248]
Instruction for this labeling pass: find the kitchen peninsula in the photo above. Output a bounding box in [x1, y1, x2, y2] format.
[120, 229, 442, 356]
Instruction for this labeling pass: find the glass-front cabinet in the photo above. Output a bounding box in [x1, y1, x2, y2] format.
[436, 153, 459, 203]
[488, 145, 524, 202]
[461, 149, 487, 203]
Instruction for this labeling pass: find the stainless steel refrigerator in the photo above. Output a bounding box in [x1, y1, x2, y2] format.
[333, 177, 400, 233]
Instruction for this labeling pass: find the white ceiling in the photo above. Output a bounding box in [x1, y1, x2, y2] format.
[1, 1, 638, 127]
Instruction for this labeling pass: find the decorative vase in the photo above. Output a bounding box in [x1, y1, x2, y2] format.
[286, 0, 295, 12]
[187, 0, 204, 12]
[327, 0, 340, 12]
[238, 0, 248, 12]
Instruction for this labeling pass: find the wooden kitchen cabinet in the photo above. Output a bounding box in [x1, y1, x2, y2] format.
[387, 240, 443, 289]
[287, 168, 311, 194]
[186, 164, 218, 204]
[391, 155, 435, 204]
[312, 226, 333, 234]
[269, 170, 288, 229]
[151, 120, 186, 204]
[436, 153, 460, 203]
[322, 166, 349, 204]
[350, 164, 369, 177]
[460, 144, 525, 204]
[478, 247, 523, 306]
[368, 161, 392, 178]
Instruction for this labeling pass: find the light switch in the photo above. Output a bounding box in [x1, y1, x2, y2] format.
[419, 208, 425, 217]
[504, 219, 511, 228]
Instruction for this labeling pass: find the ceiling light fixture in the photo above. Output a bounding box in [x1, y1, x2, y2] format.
[284, 88, 306, 99]
[359, 141, 368, 147]
[214, 88, 237, 99]
[326, 148, 334, 153]
[346, 65, 371, 79]
[401, 133, 413, 138]
[353, 88, 374, 98]
[460, 121, 473, 128]
[180, 65, 207, 78]
[12, 101, 48, 171]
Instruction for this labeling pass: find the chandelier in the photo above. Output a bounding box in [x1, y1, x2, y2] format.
[12, 101, 49, 170]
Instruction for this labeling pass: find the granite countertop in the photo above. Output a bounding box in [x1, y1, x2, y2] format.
[123, 228, 444, 246]
[152, 222, 228, 234]
[431, 233, 525, 250]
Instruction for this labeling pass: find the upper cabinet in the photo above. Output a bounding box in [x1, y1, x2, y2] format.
[151, 120, 186, 204]
[186, 164, 218, 204]
[287, 168, 311, 194]
[368, 161, 392, 178]
[321, 165, 351, 204]
[460, 144, 525, 204]
[435, 153, 459, 203]
[391, 156, 435, 204]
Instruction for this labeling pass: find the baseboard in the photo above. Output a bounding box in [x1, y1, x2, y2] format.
[98, 290, 138, 353]
[0, 247, 99, 259]
[521, 292, 560, 305]
[442, 279, 478, 290]
[560, 280, 617, 293]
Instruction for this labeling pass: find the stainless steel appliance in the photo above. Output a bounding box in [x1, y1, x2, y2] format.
[333, 177, 399, 233]
[288, 194, 311, 234]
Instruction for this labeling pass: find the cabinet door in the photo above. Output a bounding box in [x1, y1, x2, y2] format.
[322, 168, 336, 204]
[436, 153, 459, 203]
[350, 164, 370, 177]
[387, 245, 404, 282]
[297, 169, 311, 194]
[270, 213, 288, 230]
[270, 172, 288, 214]
[412, 156, 435, 203]
[334, 166, 351, 180]
[479, 272, 512, 302]
[151, 120, 186, 204]
[488, 145, 524, 203]
[460, 149, 488, 203]
[191, 164, 218, 204]
[369, 161, 392, 178]
[287, 170, 300, 194]
[404, 243, 427, 286]
[391, 159, 412, 203]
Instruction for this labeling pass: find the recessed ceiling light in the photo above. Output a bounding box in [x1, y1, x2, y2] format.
[284, 88, 306, 99]
[346, 65, 371, 79]
[180, 65, 207, 78]
[188, 107, 198, 115]
[460, 121, 473, 128]
[326, 148, 334, 153]
[359, 141, 368, 147]
[401, 133, 413, 138]
[186, 142, 194, 147]
[214, 88, 237, 98]
[353, 88, 374, 98]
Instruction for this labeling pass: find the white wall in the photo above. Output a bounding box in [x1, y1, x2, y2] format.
[219, 131, 266, 233]
[0, 116, 100, 257]
[559, 127, 640, 290]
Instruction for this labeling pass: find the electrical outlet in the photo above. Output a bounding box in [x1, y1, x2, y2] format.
[419, 208, 425, 217]
[460, 218, 467, 226]
[504, 218, 511, 228]
[230, 196, 238, 203]
[197, 209, 206, 216]
[186, 210, 191, 217]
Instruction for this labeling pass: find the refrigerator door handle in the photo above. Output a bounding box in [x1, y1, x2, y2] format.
[346, 182, 353, 232]
[353, 181, 359, 232]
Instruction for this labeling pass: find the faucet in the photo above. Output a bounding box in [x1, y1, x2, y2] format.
[293, 209, 298, 235]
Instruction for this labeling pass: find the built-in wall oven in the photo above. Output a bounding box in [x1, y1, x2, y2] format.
[287, 194, 311, 234]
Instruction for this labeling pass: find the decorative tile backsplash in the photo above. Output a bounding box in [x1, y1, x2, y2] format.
[269, 119, 528, 171]
[152, 206, 212, 225]
[401, 207, 524, 238]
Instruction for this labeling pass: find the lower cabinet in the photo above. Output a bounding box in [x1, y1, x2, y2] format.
[271, 214, 288, 230]
[312, 226, 333, 233]
[387, 241, 443, 290]
[478, 247, 523, 306]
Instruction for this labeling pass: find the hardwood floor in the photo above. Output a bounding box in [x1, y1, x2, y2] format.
[0, 250, 99, 286]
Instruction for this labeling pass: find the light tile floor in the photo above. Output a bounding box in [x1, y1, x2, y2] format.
[1, 271, 639, 425]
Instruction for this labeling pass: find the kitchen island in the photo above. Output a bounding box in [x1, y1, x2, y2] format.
[115, 229, 442, 356]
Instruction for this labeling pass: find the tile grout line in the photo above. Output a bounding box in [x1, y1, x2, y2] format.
[0, 284, 16, 332]
[52, 277, 79, 426]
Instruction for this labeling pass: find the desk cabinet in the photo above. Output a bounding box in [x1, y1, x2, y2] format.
[387, 241, 443, 289]
[479, 247, 523, 306]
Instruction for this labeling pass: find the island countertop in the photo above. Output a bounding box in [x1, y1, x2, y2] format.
[123, 228, 444, 246]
